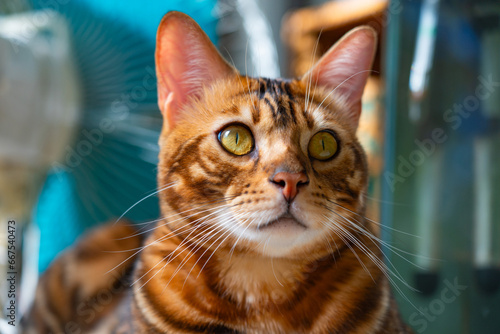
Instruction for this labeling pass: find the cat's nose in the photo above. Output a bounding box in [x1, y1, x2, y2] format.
[271, 171, 309, 202]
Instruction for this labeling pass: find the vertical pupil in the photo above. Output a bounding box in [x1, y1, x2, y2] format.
[321, 138, 325, 151]
[235, 131, 239, 145]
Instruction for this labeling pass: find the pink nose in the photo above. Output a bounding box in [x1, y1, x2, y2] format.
[271, 171, 309, 202]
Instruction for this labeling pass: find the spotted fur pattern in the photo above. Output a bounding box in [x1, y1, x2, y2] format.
[23, 12, 413, 334]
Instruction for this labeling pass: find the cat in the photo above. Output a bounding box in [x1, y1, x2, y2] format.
[23, 11, 413, 334]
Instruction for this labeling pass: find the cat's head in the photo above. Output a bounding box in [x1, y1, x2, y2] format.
[155, 12, 376, 259]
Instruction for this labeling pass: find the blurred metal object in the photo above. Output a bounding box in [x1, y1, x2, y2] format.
[473, 0, 500, 293]
[217, 0, 280, 77]
[407, 0, 442, 295]
[0, 10, 80, 325]
[0, 0, 30, 15]
[384, 0, 500, 331]
[473, 135, 500, 293]
[0, 10, 81, 169]
[408, 0, 440, 122]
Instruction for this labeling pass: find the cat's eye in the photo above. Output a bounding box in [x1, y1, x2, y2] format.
[308, 131, 338, 161]
[218, 124, 254, 156]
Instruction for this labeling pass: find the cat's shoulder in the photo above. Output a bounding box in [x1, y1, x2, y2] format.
[22, 221, 141, 333]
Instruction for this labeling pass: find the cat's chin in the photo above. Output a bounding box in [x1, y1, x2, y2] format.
[257, 214, 307, 233]
[241, 214, 318, 257]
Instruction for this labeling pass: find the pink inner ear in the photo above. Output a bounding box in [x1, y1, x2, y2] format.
[155, 12, 235, 130]
[302, 26, 377, 128]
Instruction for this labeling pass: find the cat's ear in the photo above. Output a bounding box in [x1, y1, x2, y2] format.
[155, 11, 236, 131]
[301, 26, 377, 128]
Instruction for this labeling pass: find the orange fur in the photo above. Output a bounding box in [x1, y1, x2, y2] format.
[23, 11, 412, 334]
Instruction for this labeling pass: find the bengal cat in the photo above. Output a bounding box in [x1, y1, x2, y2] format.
[23, 11, 413, 334]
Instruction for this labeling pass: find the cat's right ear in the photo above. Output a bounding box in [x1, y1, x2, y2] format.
[155, 12, 236, 131]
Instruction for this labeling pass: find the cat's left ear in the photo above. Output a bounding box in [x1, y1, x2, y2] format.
[301, 26, 377, 129]
[155, 11, 236, 131]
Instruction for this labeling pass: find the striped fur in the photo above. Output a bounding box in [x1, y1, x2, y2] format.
[23, 12, 412, 334]
[22, 223, 141, 334]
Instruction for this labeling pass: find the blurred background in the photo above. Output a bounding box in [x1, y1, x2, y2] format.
[0, 0, 499, 332]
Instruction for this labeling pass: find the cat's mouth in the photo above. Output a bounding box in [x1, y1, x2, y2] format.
[257, 213, 307, 231]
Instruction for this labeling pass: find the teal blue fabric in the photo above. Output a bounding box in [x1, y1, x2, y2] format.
[71, 0, 218, 43]
[32, 0, 218, 272]
[35, 171, 85, 270]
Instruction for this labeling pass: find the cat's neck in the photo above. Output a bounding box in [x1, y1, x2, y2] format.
[143, 224, 376, 307]
[214, 251, 321, 306]
[137, 226, 386, 331]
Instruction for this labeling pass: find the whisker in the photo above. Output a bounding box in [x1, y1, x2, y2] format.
[228, 216, 255, 260]
[113, 182, 176, 225]
[106, 201, 239, 276]
[321, 218, 374, 282]
[132, 194, 240, 227]
[105, 207, 231, 254]
[322, 212, 421, 311]
[195, 210, 248, 279]
[271, 257, 284, 287]
[116, 195, 240, 240]
[324, 208, 422, 287]
[305, 28, 323, 117]
[325, 217, 418, 310]
[138, 217, 226, 291]
[166, 210, 243, 292]
[148, 205, 246, 293]
[159, 219, 230, 293]
[135, 206, 238, 289]
[326, 198, 420, 238]
[323, 201, 439, 268]
[323, 217, 423, 312]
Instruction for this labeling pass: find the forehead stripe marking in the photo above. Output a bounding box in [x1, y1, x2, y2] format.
[263, 97, 277, 119]
[283, 81, 297, 124]
[251, 105, 260, 124]
[256, 78, 299, 128]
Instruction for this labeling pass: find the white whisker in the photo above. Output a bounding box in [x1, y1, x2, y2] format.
[113, 182, 176, 225]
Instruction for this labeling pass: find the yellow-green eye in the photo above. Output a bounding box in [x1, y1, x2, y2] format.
[218, 124, 254, 156]
[308, 131, 338, 160]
